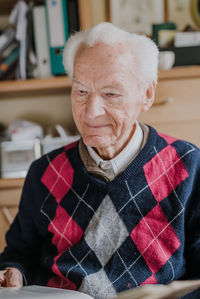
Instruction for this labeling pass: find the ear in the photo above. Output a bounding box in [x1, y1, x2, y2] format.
[142, 81, 156, 112]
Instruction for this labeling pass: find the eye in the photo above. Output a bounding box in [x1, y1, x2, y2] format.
[105, 93, 120, 98]
[77, 90, 88, 96]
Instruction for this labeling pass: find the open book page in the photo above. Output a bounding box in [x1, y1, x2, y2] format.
[0, 285, 93, 299]
[0, 280, 200, 299]
[116, 280, 200, 299]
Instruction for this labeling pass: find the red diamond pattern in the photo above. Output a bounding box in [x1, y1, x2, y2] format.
[158, 132, 178, 144]
[41, 152, 74, 203]
[64, 141, 78, 151]
[48, 205, 83, 253]
[47, 275, 76, 290]
[131, 204, 180, 274]
[143, 145, 189, 202]
[47, 253, 76, 290]
[141, 274, 158, 285]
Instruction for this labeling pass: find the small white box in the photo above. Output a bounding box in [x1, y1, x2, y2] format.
[41, 136, 80, 155]
[174, 32, 200, 47]
[0, 139, 41, 178]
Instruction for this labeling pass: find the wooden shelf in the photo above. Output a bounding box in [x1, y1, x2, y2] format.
[0, 178, 25, 189]
[0, 76, 71, 96]
[158, 65, 200, 80]
[1, 66, 200, 97]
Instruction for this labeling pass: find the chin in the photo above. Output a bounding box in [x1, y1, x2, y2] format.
[83, 135, 110, 148]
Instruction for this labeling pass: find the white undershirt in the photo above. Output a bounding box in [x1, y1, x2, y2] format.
[86, 121, 143, 176]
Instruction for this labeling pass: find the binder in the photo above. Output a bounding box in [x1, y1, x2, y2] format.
[0, 41, 18, 64]
[45, 0, 69, 75]
[152, 22, 177, 46]
[0, 28, 16, 56]
[67, 0, 80, 34]
[9, 0, 29, 80]
[0, 44, 19, 79]
[33, 5, 52, 78]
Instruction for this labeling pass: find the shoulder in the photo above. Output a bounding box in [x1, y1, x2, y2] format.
[152, 129, 200, 169]
[145, 126, 200, 166]
[156, 130, 200, 154]
[26, 140, 79, 182]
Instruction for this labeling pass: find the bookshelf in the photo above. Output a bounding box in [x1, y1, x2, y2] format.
[139, 65, 200, 148]
[1, 65, 200, 96]
[158, 65, 200, 80]
[0, 178, 24, 189]
[0, 76, 71, 96]
[0, 0, 92, 83]
[0, 177, 25, 253]
[0, 0, 93, 131]
[0, 0, 92, 26]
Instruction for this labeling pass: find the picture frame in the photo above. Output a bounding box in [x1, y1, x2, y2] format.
[191, 0, 200, 27]
[109, 0, 166, 35]
[166, 0, 199, 30]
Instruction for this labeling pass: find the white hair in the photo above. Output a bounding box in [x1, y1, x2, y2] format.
[63, 22, 158, 87]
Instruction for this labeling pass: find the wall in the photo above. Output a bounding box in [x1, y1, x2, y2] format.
[89, 0, 107, 25]
[167, 0, 198, 30]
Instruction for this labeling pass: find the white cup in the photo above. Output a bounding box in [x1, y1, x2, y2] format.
[158, 51, 175, 70]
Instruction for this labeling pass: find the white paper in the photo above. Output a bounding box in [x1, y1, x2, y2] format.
[0, 285, 93, 299]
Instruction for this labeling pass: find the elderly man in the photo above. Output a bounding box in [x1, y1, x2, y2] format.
[0, 22, 200, 299]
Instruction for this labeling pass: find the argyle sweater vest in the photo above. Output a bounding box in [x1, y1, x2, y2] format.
[0, 126, 200, 299]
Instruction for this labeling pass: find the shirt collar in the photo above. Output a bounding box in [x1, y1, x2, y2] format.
[86, 121, 143, 175]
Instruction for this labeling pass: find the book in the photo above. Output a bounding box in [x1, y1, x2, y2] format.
[0, 285, 92, 298]
[0, 280, 200, 299]
[45, 0, 69, 75]
[32, 5, 52, 78]
[0, 41, 19, 64]
[9, 0, 29, 79]
[152, 22, 177, 47]
[0, 28, 16, 57]
[67, 0, 80, 34]
[0, 44, 19, 80]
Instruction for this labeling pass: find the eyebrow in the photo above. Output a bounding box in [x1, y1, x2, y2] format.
[102, 83, 125, 91]
[72, 80, 86, 87]
[72, 80, 125, 92]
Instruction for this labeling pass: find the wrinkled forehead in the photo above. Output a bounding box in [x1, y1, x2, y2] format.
[72, 42, 143, 91]
[74, 42, 136, 70]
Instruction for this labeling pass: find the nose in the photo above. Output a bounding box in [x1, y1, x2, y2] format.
[85, 93, 105, 120]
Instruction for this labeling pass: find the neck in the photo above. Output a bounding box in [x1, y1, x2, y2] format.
[94, 124, 137, 160]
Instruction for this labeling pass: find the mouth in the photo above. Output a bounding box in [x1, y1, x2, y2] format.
[86, 123, 110, 129]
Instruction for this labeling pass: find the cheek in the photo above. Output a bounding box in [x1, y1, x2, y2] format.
[116, 102, 142, 130]
[72, 103, 83, 129]
[109, 110, 127, 134]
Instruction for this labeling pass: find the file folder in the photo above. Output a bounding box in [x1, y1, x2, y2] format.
[0, 44, 19, 79]
[0, 28, 16, 57]
[33, 5, 52, 78]
[45, 0, 69, 75]
[67, 0, 79, 34]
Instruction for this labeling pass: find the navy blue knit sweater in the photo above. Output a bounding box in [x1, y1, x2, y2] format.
[0, 126, 200, 299]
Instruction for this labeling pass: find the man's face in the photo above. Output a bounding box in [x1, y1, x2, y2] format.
[71, 43, 149, 158]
